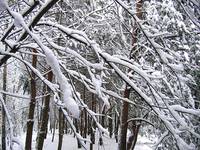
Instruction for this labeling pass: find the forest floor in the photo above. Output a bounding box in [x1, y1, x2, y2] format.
[43, 134, 154, 150]
[13, 131, 155, 150]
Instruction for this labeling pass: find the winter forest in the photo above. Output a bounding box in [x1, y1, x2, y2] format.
[0, 0, 199, 150]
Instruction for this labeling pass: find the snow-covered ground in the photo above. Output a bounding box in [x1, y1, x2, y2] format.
[14, 132, 155, 150]
[43, 134, 153, 150]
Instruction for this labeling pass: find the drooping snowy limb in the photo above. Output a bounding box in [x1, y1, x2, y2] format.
[0, 94, 23, 150]
[0, 0, 59, 66]
[45, 36, 110, 108]
[61, 108, 88, 150]
[6, 10, 80, 118]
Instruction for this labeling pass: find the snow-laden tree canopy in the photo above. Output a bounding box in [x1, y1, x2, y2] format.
[0, 0, 199, 149]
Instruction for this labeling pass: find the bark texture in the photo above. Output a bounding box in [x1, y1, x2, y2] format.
[118, 86, 131, 150]
[25, 49, 37, 150]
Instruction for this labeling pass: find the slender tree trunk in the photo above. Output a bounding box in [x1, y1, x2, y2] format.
[1, 63, 7, 150]
[57, 108, 64, 150]
[108, 111, 113, 138]
[38, 82, 46, 130]
[25, 49, 37, 150]
[101, 106, 105, 128]
[74, 119, 81, 149]
[90, 93, 96, 150]
[83, 86, 87, 141]
[36, 71, 53, 150]
[99, 105, 105, 146]
[114, 111, 119, 143]
[90, 120, 95, 150]
[51, 119, 57, 142]
[80, 111, 83, 136]
[118, 86, 131, 150]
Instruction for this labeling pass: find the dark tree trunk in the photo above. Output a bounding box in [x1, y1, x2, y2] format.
[101, 106, 105, 128]
[25, 49, 37, 150]
[57, 108, 64, 150]
[51, 119, 57, 142]
[90, 94, 96, 150]
[80, 111, 83, 136]
[108, 111, 113, 138]
[90, 120, 95, 150]
[36, 71, 53, 150]
[38, 81, 46, 130]
[114, 112, 120, 143]
[83, 86, 87, 141]
[1, 62, 7, 150]
[118, 86, 131, 150]
[83, 109, 87, 141]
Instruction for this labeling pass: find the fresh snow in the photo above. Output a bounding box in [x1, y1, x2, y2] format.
[16, 132, 154, 150]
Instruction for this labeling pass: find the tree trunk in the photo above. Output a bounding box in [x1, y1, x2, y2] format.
[118, 86, 131, 150]
[127, 0, 143, 149]
[36, 71, 53, 150]
[108, 111, 113, 138]
[99, 104, 105, 146]
[114, 111, 119, 143]
[1, 62, 7, 150]
[25, 49, 37, 150]
[90, 93, 96, 150]
[118, 0, 143, 149]
[83, 86, 87, 141]
[80, 111, 83, 137]
[57, 108, 64, 150]
[90, 120, 95, 150]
